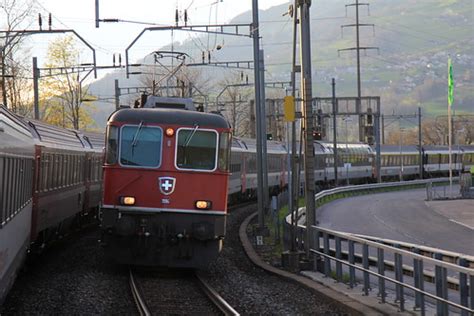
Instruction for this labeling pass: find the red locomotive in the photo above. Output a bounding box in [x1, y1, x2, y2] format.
[100, 96, 232, 268]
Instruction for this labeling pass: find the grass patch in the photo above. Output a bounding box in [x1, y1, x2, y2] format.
[262, 197, 305, 257]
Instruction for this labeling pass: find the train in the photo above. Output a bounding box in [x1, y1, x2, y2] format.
[99, 96, 232, 268]
[2, 98, 473, 301]
[99, 96, 474, 269]
[0, 105, 104, 304]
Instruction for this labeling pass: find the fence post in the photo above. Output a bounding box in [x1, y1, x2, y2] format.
[323, 232, 331, 277]
[377, 248, 386, 303]
[426, 181, 433, 201]
[348, 240, 356, 288]
[313, 227, 321, 272]
[394, 249, 404, 311]
[413, 248, 425, 315]
[470, 274, 474, 313]
[459, 258, 469, 316]
[363, 244, 370, 295]
[434, 253, 448, 315]
[335, 236, 342, 282]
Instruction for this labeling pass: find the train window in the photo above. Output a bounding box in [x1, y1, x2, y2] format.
[79, 156, 84, 182]
[106, 125, 118, 165]
[59, 155, 64, 187]
[43, 153, 49, 191]
[67, 154, 72, 185]
[218, 132, 231, 172]
[176, 128, 217, 171]
[5, 158, 11, 220]
[0, 157, 3, 225]
[63, 155, 67, 186]
[19, 159, 24, 211]
[120, 125, 162, 168]
[75, 155, 80, 184]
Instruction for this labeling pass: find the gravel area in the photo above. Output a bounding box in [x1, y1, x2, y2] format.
[1, 205, 346, 315]
[0, 227, 137, 315]
[202, 204, 346, 315]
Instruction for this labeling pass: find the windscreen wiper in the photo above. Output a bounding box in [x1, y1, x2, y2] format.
[183, 124, 199, 148]
[131, 120, 144, 155]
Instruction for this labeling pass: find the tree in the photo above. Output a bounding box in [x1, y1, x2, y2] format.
[386, 117, 474, 145]
[40, 35, 95, 129]
[218, 74, 252, 137]
[0, 0, 36, 114]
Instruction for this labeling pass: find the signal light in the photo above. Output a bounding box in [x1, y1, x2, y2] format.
[165, 128, 175, 137]
[120, 196, 135, 205]
[195, 200, 212, 210]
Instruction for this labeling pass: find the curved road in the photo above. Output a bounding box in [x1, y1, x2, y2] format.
[317, 188, 474, 255]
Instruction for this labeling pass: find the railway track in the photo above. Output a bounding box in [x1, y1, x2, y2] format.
[129, 269, 239, 316]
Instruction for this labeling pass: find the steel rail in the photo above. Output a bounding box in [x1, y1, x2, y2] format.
[129, 269, 151, 316]
[195, 272, 240, 316]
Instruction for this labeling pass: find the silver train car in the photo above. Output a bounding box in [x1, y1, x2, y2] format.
[0, 105, 104, 304]
[0, 107, 35, 304]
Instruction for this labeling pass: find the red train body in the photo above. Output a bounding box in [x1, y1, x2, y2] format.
[100, 99, 232, 268]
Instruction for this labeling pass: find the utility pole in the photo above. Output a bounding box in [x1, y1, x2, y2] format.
[375, 101, 382, 183]
[332, 79, 338, 185]
[289, 0, 299, 256]
[259, 49, 269, 212]
[252, 0, 266, 229]
[114, 79, 120, 110]
[382, 114, 385, 144]
[299, 0, 316, 256]
[339, 0, 378, 142]
[32, 57, 40, 120]
[418, 107, 423, 179]
[1, 49, 7, 107]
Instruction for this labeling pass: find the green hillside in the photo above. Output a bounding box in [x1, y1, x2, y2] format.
[88, 0, 473, 124]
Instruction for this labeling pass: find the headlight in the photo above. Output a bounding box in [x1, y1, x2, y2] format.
[195, 200, 212, 210]
[120, 196, 136, 205]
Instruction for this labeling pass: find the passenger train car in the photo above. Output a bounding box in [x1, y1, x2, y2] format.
[460, 145, 474, 173]
[0, 107, 35, 305]
[379, 145, 421, 180]
[228, 138, 287, 203]
[422, 145, 464, 177]
[317, 142, 374, 185]
[100, 96, 232, 268]
[0, 105, 104, 304]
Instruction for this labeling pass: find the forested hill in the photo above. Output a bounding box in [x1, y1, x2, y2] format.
[89, 0, 473, 125]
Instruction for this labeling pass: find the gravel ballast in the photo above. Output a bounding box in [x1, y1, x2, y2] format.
[2, 204, 346, 315]
[0, 228, 137, 315]
[202, 204, 346, 315]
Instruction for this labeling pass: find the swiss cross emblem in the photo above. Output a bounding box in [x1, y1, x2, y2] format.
[159, 177, 176, 195]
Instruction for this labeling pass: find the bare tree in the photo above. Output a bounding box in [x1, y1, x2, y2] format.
[218, 75, 252, 137]
[1, 0, 36, 112]
[387, 116, 474, 145]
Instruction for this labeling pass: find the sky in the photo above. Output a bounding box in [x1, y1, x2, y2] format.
[19, 0, 289, 80]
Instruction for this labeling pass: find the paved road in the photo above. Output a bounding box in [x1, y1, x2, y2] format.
[317, 188, 474, 256]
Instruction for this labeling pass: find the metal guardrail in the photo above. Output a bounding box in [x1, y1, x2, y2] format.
[284, 178, 474, 315]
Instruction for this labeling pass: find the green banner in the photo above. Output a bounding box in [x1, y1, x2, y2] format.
[448, 58, 454, 106]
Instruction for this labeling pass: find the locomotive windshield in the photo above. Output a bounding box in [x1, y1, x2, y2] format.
[176, 128, 217, 171]
[119, 125, 162, 167]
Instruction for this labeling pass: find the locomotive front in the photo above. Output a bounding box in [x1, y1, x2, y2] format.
[100, 104, 231, 268]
